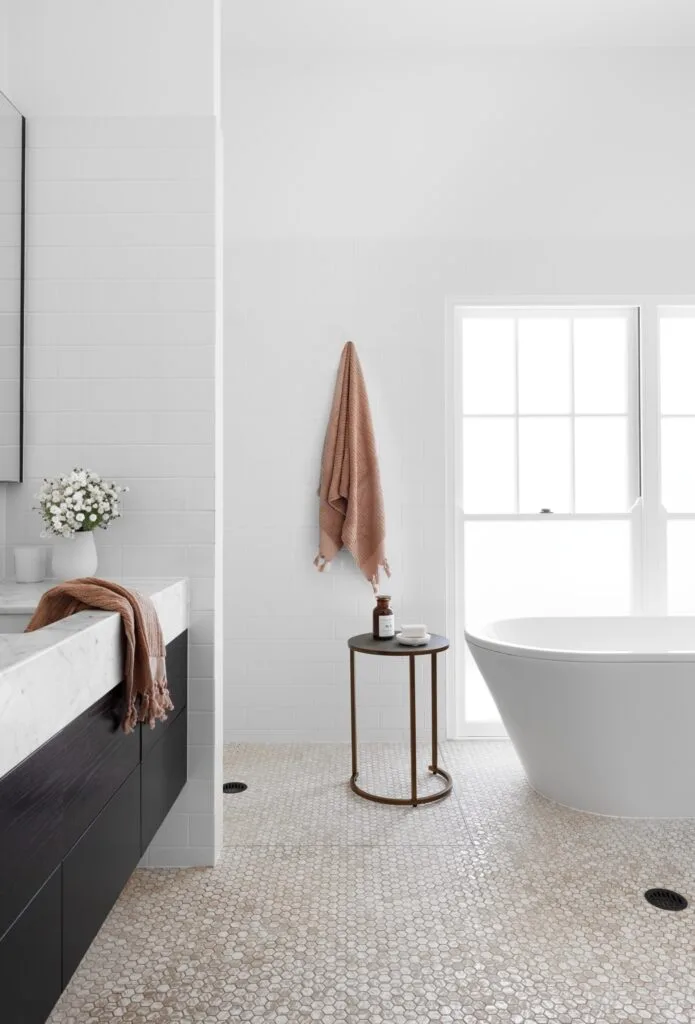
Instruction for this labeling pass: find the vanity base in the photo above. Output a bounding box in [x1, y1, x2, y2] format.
[0, 629, 188, 1023]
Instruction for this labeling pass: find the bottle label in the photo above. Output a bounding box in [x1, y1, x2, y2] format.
[379, 614, 395, 638]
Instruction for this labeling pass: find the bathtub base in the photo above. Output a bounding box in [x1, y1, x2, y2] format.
[466, 618, 695, 818]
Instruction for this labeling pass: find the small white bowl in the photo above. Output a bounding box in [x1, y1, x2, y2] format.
[396, 632, 431, 646]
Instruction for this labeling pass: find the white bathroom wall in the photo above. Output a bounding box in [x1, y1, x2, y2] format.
[1, 1, 223, 866]
[3, 118, 218, 865]
[223, 47, 695, 741]
[7, 0, 215, 116]
[0, 0, 12, 578]
[0, 0, 8, 95]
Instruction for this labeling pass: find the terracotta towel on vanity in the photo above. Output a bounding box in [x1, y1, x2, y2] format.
[315, 341, 390, 590]
[25, 577, 173, 734]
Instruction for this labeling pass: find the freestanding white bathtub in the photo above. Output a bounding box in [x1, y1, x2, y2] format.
[465, 617, 695, 817]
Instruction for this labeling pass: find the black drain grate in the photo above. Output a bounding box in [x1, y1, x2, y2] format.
[223, 781, 247, 794]
[644, 888, 688, 911]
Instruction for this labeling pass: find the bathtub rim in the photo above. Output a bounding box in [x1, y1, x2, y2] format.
[464, 616, 695, 663]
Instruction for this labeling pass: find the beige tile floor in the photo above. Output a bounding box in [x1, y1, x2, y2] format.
[49, 741, 695, 1023]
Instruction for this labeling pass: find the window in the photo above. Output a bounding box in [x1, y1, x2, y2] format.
[450, 301, 691, 737]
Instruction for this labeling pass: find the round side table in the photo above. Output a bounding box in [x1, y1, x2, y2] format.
[347, 633, 452, 807]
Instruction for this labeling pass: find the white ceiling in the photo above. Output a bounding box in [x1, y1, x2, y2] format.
[223, 0, 695, 52]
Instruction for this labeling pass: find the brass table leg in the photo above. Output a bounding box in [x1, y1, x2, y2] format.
[430, 651, 438, 773]
[409, 654, 417, 806]
[350, 648, 357, 780]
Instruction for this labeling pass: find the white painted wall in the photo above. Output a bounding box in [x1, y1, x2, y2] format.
[8, 0, 215, 116]
[0, 1, 223, 866]
[223, 48, 695, 741]
[0, 0, 8, 96]
[0, 0, 8, 576]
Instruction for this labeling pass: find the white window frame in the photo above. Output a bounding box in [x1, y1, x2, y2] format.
[445, 295, 695, 739]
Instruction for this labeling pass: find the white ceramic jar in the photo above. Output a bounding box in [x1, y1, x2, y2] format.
[13, 545, 47, 583]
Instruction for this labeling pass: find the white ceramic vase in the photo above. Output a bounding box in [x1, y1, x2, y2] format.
[51, 530, 98, 581]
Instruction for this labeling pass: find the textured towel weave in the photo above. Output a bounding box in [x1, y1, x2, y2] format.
[315, 341, 390, 589]
[25, 577, 173, 733]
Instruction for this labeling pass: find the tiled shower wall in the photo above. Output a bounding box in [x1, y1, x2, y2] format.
[0, 488, 5, 578]
[4, 115, 219, 866]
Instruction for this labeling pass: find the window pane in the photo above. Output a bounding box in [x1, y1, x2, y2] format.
[463, 520, 632, 721]
[668, 520, 695, 613]
[661, 417, 695, 511]
[575, 416, 630, 512]
[574, 317, 628, 413]
[518, 416, 571, 512]
[518, 318, 571, 414]
[462, 318, 515, 414]
[660, 316, 695, 415]
[462, 417, 515, 513]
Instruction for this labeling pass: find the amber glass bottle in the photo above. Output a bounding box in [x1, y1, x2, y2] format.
[372, 595, 395, 640]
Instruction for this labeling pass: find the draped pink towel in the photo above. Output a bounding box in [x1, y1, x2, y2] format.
[315, 341, 390, 590]
[25, 577, 173, 733]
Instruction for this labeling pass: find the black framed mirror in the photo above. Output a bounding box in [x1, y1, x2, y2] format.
[0, 90, 24, 483]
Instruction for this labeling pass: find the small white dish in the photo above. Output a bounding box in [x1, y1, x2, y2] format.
[396, 632, 431, 646]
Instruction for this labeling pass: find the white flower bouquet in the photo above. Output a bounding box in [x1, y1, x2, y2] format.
[36, 468, 128, 539]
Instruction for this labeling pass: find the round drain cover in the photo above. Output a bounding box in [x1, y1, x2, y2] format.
[223, 781, 247, 794]
[644, 888, 688, 911]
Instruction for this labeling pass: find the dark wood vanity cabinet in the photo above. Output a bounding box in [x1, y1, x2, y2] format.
[0, 869, 62, 1024]
[0, 629, 188, 1024]
[62, 766, 142, 987]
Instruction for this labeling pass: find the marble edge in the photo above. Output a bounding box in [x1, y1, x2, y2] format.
[0, 578, 189, 780]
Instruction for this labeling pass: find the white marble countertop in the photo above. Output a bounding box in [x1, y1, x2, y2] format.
[0, 578, 188, 780]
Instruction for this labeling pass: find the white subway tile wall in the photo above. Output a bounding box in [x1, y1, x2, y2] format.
[0, 486, 6, 578]
[4, 116, 219, 866]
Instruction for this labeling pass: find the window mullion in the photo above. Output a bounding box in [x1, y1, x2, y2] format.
[513, 317, 520, 514]
[639, 304, 667, 615]
[569, 318, 576, 514]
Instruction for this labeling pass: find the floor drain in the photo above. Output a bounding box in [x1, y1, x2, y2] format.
[223, 782, 247, 794]
[644, 888, 688, 911]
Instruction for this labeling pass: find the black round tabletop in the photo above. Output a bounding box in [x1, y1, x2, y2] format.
[348, 633, 449, 656]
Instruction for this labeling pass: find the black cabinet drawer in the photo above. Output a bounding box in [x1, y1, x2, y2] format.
[141, 709, 188, 852]
[62, 766, 141, 987]
[0, 743, 66, 941]
[0, 685, 138, 939]
[142, 630, 188, 758]
[0, 867, 62, 1024]
[61, 690, 140, 856]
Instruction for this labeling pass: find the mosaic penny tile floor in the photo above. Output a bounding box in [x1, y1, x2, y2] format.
[49, 741, 695, 1023]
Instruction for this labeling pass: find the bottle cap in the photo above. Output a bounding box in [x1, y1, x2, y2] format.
[377, 594, 391, 601]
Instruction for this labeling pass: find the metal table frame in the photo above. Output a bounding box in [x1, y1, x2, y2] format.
[348, 633, 452, 807]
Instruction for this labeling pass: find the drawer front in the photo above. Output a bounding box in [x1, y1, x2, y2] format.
[141, 709, 188, 852]
[141, 630, 188, 758]
[62, 766, 141, 987]
[0, 867, 62, 1024]
[0, 741, 65, 940]
[60, 689, 140, 856]
[0, 685, 138, 939]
